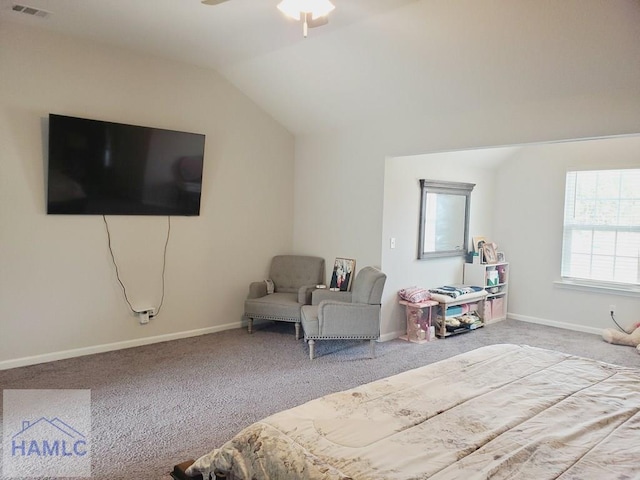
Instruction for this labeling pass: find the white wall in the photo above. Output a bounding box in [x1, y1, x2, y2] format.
[0, 23, 294, 366]
[494, 136, 640, 332]
[293, 91, 640, 337]
[380, 149, 513, 338]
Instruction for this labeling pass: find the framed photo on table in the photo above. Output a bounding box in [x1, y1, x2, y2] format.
[482, 244, 498, 264]
[329, 258, 356, 291]
[472, 236, 487, 253]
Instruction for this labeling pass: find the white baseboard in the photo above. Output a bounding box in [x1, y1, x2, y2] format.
[0, 322, 242, 371]
[509, 313, 603, 336]
[1, 315, 604, 370]
[379, 330, 406, 342]
[381, 314, 604, 343]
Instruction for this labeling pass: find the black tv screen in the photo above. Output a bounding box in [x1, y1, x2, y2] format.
[47, 114, 205, 215]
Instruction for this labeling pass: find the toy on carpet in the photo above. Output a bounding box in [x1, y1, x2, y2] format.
[602, 321, 640, 354]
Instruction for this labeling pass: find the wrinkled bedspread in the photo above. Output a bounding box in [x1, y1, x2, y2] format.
[187, 344, 640, 480]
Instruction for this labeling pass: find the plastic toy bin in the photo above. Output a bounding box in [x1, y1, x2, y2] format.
[399, 300, 438, 343]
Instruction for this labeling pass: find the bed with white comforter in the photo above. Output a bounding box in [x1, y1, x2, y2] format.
[186, 344, 640, 480]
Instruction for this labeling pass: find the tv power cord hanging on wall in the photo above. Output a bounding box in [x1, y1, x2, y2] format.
[102, 215, 170, 324]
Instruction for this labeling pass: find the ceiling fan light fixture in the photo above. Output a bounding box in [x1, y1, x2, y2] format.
[277, 0, 335, 21]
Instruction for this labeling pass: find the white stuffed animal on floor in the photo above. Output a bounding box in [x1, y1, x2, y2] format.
[602, 322, 640, 354]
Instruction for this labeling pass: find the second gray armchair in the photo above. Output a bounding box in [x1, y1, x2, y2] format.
[244, 255, 325, 339]
[301, 266, 387, 360]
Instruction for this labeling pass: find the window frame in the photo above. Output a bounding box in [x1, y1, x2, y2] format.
[560, 167, 639, 293]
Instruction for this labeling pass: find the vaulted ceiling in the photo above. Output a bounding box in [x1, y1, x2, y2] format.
[2, 0, 639, 135]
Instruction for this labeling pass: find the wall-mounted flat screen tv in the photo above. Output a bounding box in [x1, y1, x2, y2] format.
[47, 114, 206, 216]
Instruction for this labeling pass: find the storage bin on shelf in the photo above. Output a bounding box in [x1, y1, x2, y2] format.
[483, 300, 492, 321]
[490, 296, 505, 318]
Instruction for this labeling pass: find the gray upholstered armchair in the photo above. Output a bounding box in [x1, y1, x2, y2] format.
[244, 255, 325, 339]
[301, 266, 387, 360]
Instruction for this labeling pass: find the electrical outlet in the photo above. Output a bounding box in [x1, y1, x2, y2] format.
[137, 307, 156, 324]
[609, 304, 616, 315]
[138, 311, 150, 324]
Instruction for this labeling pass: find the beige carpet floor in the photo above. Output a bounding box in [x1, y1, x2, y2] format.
[0, 319, 638, 479]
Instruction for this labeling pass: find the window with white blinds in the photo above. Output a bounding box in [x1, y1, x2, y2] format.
[561, 168, 640, 288]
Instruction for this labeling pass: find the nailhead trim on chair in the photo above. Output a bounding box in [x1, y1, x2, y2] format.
[304, 335, 378, 340]
[246, 315, 300, 323]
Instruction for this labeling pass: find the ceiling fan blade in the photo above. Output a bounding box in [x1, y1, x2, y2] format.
[201, 0, 231, 5]
[307, 16, 329, 28]
[301, 12, 329, 29]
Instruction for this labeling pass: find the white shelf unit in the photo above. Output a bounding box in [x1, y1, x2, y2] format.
[463, 262, 509, 323]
